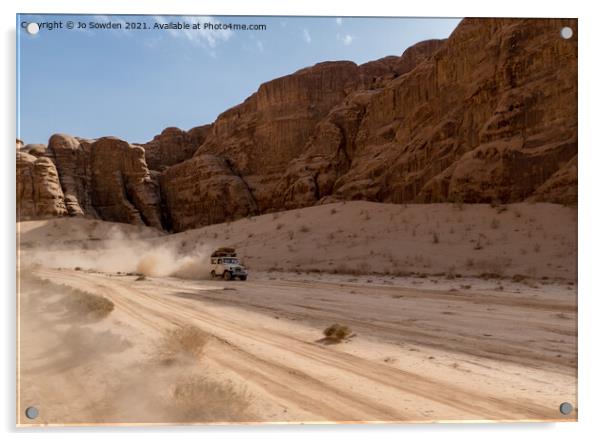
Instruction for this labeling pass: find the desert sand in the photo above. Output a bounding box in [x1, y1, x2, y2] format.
[17, 202, 577, 425]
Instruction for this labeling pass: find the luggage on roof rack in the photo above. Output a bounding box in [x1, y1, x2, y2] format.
[211, 247, 237, 258]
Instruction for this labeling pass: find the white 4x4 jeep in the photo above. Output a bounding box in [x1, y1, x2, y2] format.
[210, 250, 248, 281]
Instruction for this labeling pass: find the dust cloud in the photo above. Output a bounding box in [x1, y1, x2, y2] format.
[22, 225, 212, 279]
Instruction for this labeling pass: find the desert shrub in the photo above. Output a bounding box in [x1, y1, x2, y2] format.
[170, 374, 251, 422]
[276, 223, 284, 230]
[159, 324, 209, 363]
[61, 287, 114, 319]
[452, 194, 465, 211]
[330, 208, 337, 215]
[479, 272, 502, 280]
[135, 274, 147, 281]
[490, 218, 500, 229]
[323, 323, 352, 342]
[299, 225, 310, 233]
[512, 274, 527, 283]
[446, 267, 456, 279]
[74, 267, 82, 271]
[432, 231, 440, 244]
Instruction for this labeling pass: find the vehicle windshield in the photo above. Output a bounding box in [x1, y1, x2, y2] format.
[223, 258, 240, 264]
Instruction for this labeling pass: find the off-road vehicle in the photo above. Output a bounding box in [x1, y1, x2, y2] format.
[210, 247, 248, 281]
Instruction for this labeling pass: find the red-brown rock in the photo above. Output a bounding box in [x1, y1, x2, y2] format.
[17, 151, 67, 220]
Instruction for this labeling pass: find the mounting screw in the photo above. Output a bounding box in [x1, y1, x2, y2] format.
[26, 23, 39, 35]
[560, 27, 573, 39]
[559, 402, 573, 415]
[25, 406, 39, 419]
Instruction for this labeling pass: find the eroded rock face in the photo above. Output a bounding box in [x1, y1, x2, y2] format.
[530, 156, 577, 205]
[142, 125, 211, 171]
[17, 18, 577, 231]
[48, 134, 162, 228]
[17, 152, 67, 220]
[280, 18, 577, 207]
[160, 154, 257, 232]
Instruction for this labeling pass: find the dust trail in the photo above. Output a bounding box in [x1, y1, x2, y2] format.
[135, 245, 212, 279]
[22, 226, 212, 279]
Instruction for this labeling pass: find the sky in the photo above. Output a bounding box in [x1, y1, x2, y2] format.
[17, 15, 461, 145]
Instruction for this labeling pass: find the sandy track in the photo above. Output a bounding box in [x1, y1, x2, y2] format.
[21, 267, 577, 424]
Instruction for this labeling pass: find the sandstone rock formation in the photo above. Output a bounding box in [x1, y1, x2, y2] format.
[17, 151, 67, 220]
[48, 134, 163, 228]
[16, 18, 578, 231]
[141, 125, 211, 171]
[160, 154, 257, 232]
[279, 18, 577, 208]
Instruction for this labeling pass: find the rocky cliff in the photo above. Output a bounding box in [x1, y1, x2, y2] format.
[16, 18, 577, 231]
[16, 134, 163, 227]
[140, 125, 211, 171]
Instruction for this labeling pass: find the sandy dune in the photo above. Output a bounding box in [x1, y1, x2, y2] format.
[17, 202, 577, 425]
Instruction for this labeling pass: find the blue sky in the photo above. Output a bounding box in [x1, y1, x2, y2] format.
[17, 15, 461, 145]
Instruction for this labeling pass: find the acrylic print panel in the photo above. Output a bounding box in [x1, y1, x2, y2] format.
[16, 14, 577, 426]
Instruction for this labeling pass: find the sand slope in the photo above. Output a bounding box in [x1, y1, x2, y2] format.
[19, 201, 577, 280]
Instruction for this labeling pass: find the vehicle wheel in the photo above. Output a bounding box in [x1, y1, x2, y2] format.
[210, 270, 216, 279]
[239, 276, 247, 281]
[223, 271, 232, 281]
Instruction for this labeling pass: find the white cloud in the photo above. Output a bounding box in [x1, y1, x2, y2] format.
[302, 28, 311, 44]
[153, 16, 233, 49]
[335, 17, 343, 26]
[336, 32, 354, 46]
[257, 41, 264, 52]
[342, 34, 353, 45]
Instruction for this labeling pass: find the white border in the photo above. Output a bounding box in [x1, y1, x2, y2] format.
[2, 1, 600, 440]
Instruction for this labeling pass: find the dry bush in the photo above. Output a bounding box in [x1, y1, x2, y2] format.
[490, 218, 500, 229]
[452, 195, 465, 211]
[432, 231, 440, 244]
[330, 208, 338, 215]
[61, 286, 114, 319]
[323, 323, 352, 342]
[159, 325, 209, 363]
[299, 225, 310, 233]
[170, 374, 251, 422]
[276, 223, 284, 230]
[512, 274, 528, 283]
[135, 274, 147, 281]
